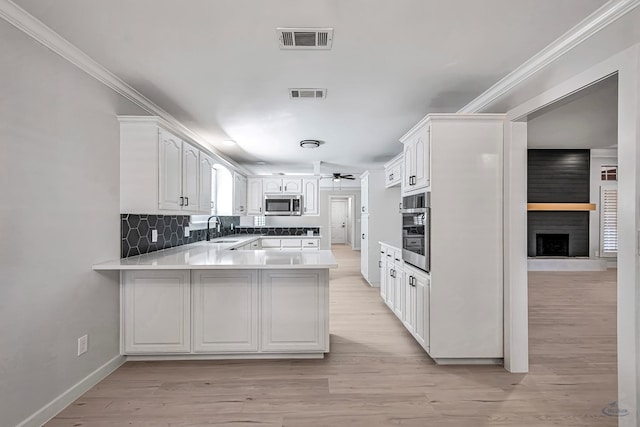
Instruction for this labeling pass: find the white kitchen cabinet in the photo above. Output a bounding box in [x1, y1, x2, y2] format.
[360, 174, 369, 214]
[261, 239, 281, 250]
[379, 248, 387, 302]
[119, 117, 222, 215]
[259, 238, 319, 251]
[413, 269, 430, 352]
[122, 270, 191, 354]
[401, 122, 430, 195]
[262, 178, 302, 194]
[360, 171, 402, 287]
[192, 270, 259, 353]
[302, 178, 319, 215]
[384, 153, 402, 188]
[247, 177, 264, 215]
[199, 153, 215, 214]
[392, 264, 404, 319]
[260, 270, 328, 352]
[233, 172, 247, 215]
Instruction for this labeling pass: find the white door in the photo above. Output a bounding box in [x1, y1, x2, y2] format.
[402, 141, 414, 193]
[199, 153, 215, 214]
[331, 199, 348, 244]
[181, 142, 200, 212]
[192, 270, 259, 353]
[360, 174, 369, 214]
[302, 178, 319, 215]
[413, 128, 429, 189]
[158, 129, 183, 211]
[414, 272, 430, 352]
[247, 178, 264, 215]
[360, 214, 369, 279]
[122, 270, 191, 354]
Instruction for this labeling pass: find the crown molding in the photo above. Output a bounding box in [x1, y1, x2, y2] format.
[0, 0, 251, 176]
[458, 0, 640, 113]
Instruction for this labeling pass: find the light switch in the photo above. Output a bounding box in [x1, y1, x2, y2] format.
[151, 229, 158, 243]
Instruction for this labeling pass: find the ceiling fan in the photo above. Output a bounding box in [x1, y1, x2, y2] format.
[322, 172, 356, 182]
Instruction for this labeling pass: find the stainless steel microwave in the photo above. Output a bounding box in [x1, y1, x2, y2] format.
[400, 192, 430, 272]
[264, 194, 302, 216]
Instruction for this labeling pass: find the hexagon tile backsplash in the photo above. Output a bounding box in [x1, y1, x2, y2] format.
[121, 214, 239, 258]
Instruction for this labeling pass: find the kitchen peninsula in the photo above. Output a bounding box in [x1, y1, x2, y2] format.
[94, 235, 337, 360]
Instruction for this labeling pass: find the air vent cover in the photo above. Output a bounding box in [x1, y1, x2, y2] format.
[277, 28, 334, 50]
[289, 88, 327, 99]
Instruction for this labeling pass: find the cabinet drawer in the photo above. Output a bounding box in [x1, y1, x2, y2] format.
[282, 239, 302, 248]
[301, 239, 319, 248]
[261, 239, 281, 248]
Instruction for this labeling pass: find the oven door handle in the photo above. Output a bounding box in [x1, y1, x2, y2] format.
[400, 207, 427, 214]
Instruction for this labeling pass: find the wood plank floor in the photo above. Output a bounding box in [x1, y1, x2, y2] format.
[47, 246, 618, 426]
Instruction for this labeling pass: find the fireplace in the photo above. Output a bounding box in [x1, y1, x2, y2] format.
[536, 234, 569, 257]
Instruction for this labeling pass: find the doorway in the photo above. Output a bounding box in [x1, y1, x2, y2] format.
[330, 198, 348, 244]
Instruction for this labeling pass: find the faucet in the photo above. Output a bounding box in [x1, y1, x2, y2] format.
[206, 216, 221, 241]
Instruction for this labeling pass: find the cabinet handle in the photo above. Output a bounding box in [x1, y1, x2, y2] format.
[398, 202, 402, 212]
[395, 258, 400, 261]
[379, 260, 382, 268]
[259, 207, 262, 212]
[185, 197, 189, 206]
[362, 233, 365, 240]
[362, 206, 365, 212]
[280, 185, 282, 191]
[179, 196, 184, 206]
[387, 254, 391, 258]
[389, 173, 393, 180]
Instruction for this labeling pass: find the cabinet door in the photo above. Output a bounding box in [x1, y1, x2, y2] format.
[403, 271, 416, 333]
[199, 153, 215, 214]
[360, 174, 369, 213]
[122, 270, 191, 354]
[247, 178, 264, 215]
[402, 141, 414, 193]
[414, 272, 430, 351]
[379, 249, 387, 301]
[158, 129, 183, 210]
[282, 178, 302, 194]
[263, 178, 282, 193]
[413, 129, 429, 189]
[302, 178, 319, 215]
[360, 214, 369, 280]
[192, 270, 258, 353]
[233, 172, 247, 215]
[260, 270, 328, 352]
[181, 142, 200, 211]
[393, 265, 404, 319]
[385, 262, 395, 310]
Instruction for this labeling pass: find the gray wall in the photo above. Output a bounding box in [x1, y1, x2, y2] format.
[0, 20, 146, 426]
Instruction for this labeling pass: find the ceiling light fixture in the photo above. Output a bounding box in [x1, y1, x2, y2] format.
[299, 139, 321, 149]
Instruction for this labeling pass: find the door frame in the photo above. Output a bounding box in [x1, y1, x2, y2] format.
[328, 195, 356, 249]
[501, 45, 639, 425]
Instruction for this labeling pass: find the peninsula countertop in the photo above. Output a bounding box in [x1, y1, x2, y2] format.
[93, 234, 337, 271]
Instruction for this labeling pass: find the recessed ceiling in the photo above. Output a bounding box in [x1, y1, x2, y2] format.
[527, 75, 618, 149]
[13, 0, 608, 173]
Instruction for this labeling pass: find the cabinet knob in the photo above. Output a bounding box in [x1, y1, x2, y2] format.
[362, 233, 365, 239]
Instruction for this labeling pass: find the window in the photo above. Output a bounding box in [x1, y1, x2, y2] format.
[601, 165, 617, 181]
[254, 216, 266, 226]
[600, 185, 618, 256]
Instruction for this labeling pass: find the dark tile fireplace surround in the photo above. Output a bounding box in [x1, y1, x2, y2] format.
[527, 149, 590, 257]
[121, 214, 320, 258]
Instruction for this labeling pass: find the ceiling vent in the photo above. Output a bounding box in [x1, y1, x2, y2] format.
[277, 28, 334, 50]
[289, 88, 327, 99]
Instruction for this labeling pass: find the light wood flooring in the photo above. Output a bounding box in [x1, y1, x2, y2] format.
[47, 245, 618, 426]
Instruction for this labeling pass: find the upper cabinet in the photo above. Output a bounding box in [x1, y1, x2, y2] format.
[233, 172, 248, 215]
[120, 116, 238, 215]
[400, 121, 430, 195]
[384, 153, 402, 188]
[360, 173, 369, 213]
[263, 178, 302, 194]
[247, 178, 264, 215]
[302, 178, 319, 215]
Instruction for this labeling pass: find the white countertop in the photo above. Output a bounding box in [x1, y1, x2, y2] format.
[93, 235, 335, 271]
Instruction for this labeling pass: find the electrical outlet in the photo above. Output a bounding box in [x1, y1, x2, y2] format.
[184, 226, 190, 237]
[151, 229, 158, 243]
[77, 335, 88, 356]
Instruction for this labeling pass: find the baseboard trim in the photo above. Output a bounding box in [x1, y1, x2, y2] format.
[16, 354, 125, 427]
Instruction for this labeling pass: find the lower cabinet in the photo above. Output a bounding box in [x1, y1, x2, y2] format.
[192, 270, 258, 353]
[260, 270, 328, 352]
[121, 269, 328, 356]
[122, 270, 191, 354]
[412, 269, 430, 352]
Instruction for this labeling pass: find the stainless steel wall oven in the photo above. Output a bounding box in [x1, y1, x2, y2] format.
[401, 192, 430, 271]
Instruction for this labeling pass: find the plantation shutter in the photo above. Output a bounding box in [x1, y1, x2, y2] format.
[600, 186, 618, 255]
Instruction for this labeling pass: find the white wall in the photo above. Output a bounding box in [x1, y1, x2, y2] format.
[0, 20, 146, 426]
[589, 149, 618, 258]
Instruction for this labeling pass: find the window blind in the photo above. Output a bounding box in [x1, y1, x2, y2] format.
[601, 187, 618, 254]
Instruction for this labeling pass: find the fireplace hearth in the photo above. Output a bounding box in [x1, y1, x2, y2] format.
[536, 234, 569, 257]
